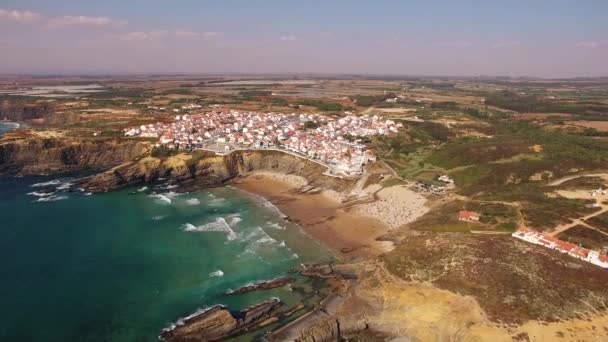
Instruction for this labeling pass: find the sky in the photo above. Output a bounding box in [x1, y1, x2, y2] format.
[0, 0, 606, 77]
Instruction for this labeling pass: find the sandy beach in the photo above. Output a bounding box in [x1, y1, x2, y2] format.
[234, 171, 428, 261]
[351, 184, 429, 229]
[235, 173, 388, 260]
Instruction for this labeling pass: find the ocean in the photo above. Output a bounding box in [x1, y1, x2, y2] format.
[0, 175, 333, 341]
[0, 122, 19, 136]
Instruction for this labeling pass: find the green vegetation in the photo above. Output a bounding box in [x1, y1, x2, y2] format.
[151, 146, 179, 158]
[303, 120, 320, 129]
[485, 90, 608, 115]
[587, 212, 608, 234]
[270, 97, 288, 106]
[558, 225, 608, 250]
[238, 90, 272, 97]
[352, 94, 393, 107]
[296, 100, 343, 112]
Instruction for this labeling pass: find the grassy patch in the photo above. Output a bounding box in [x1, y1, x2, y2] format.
[557, 225, 608, 250]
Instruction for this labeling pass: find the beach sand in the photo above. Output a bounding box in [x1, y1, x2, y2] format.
[351, 184, 429, 229]
[235, 172, 394, 261]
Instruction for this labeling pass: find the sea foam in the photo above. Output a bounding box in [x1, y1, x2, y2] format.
[30, 179, 62, 188]
[149, 193, 172, 205]
[182, 218, 238, 241]
[186, 198, 200, 206]
[35, 195, 68, 202]
[209, 270, 224, 278]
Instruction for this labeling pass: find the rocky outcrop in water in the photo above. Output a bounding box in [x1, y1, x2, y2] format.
[226, 277, 295, 295]
[160, 298, 283, 342]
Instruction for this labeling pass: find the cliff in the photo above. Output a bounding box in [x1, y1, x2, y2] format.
[76, 150, 354, 193]
[0, 136, 150, 175]
[0, 101, 55, 121]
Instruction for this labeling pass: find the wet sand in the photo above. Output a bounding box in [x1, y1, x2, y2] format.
[234, 174, 391, 261]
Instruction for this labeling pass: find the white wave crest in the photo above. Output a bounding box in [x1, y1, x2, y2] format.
[30, 179, 62, 188]
[186, 198, 200, 206]
[240, 189, 287, 218]
[266, 221, 286, 230]
[228, 216, 242, 226]
[137, 186, 148, 192]
[161, 305, 225, 333]
[182, 218, 238, 241]
[56, 182, 73, 191]
[209, 270, 224, 277]
[208, 197, 226, 206]
[152, 215, 166, 221]
[149, 193, 172, 204]
[27, 191, 54, 197]
[244, 226, 279, 246]
[35, 195, 68, 202]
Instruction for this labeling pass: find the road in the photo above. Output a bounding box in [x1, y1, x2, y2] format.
[548, 206, 608, 237]
[547, 173, 608, 186]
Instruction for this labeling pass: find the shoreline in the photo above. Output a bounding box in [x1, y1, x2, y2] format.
[233, 171, 423, 261]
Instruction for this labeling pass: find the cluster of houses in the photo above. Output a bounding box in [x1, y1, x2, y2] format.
[512, 227, 608, 269]
[146, 103, 203, 113]
[124, 110, 401, 176]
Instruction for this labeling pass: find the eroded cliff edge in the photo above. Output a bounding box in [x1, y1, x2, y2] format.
[0, 135, 150, 175]
[75, 150, 354, 193]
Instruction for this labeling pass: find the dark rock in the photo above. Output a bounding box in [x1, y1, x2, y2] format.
[226, 277, 295, 295]
[160, 298, 282, 342]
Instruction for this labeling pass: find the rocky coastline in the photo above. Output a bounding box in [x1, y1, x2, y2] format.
[226, 277, 295, 296]
[0, 134, 409, 341]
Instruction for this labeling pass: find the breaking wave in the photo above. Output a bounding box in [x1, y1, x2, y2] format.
[137, 186, 148, 192]
[182, 218, 238, 241]
[266, 221, 286, 230]
[209, 270, 224, 278]
[185, 198, 200, 206]
[27, 191, 54, 197]
[161, 305, 225, 333]
[149, 193, 172, 205]
[30, 179, 62, 188]
[35, 195, 68, 202]
[238, 188, 287, 218]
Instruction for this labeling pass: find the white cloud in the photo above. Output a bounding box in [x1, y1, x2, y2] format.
[121, 31, 169, 41]
[279, 35, 297, 41]
[492, 41, 521, 49]
[0, 9, 42, 24]
[575, 40, 607, 49]
[46, 15, 126, 29]
[174, 30, 218, 38]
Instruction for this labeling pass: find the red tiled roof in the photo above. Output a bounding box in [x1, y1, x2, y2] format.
[458, 211, 479, 220]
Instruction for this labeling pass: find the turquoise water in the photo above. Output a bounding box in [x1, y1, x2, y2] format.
[0, 176, 333, 341]
[0, 122, 18, 136]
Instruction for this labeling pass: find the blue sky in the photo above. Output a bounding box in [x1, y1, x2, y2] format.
[0, 0, 606, 77]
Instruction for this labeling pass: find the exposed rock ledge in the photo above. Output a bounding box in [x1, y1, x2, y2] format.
[226, 277, 295, 296]
[160, 298, 282, 342]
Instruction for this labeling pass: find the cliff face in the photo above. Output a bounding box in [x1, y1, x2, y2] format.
[0, 137, 150, 175]
[0, 101, 55, 121]
[77, 150, 354, 193]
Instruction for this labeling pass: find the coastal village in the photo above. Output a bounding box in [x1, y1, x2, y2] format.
[125, 110, 402, 175]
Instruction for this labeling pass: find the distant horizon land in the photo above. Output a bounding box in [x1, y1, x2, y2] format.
[1, 72, 607, 82]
